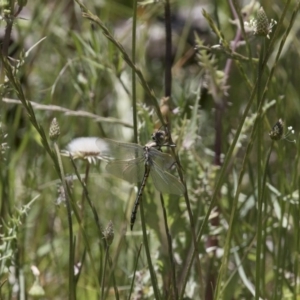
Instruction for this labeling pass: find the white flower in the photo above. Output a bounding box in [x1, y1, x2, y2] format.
[61, 137, 103, 164]
[283, 126, 296, 143]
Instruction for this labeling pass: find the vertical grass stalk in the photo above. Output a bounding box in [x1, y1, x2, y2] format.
[132, 0, 138, 141]
[254, 37, 265, 300]
[139, 200, 161, 299]
[160, 194, 178, 299]
[128, 243, 143, 300]
[101, 246, 109, 300]
[53, 141, 76, 300]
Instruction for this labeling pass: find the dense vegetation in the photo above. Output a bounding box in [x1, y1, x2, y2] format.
[1, 0, 300, 299]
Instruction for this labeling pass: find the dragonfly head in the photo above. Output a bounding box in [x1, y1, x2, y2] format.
[151, 130, 166, 146]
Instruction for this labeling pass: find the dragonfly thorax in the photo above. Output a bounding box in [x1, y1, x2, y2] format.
[145, 141, 160, 149]
[143, 146, 153, 166]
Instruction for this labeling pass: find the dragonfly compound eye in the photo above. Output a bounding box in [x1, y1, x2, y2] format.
[153, 130, 166, 145]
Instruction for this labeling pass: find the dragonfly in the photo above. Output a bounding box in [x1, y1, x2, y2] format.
[96, 130, 185, 229]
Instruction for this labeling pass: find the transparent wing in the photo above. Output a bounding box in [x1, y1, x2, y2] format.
[148, 147, 176, 170]
[150, 162, 185, 195]
[105, 158, 145, 184]
[96, 138, 144, 160]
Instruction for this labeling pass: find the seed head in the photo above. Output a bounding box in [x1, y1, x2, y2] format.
[244, 6, 277, 39]
[269, 119, 284, 140]
[256, 7, 270, 36]
[103, 220, 114, 246]
[49, 118, 60, 141]
[269, 119, 296, 143]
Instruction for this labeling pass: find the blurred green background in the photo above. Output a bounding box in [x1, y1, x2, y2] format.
[1, 0, 300, 299]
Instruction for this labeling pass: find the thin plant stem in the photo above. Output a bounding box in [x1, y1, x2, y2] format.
[255, 37, 265, 300]
[128, 243, 143, 300]
[69, 158, 103, 236]
[295, 170, 300, 299]
[164, 7, 203, 294]
[160, 194, 178, 299]
[231, 0, 252, 62]
[178, 72, 258, 299]
[69, 159, 121, 298]
[75, 249, 86, 286]
[259, 143, 274, 299]
[75, 162, 90, 284]
[0, 43, 104, 297]
[139, 200, 161, 300]
[262, 0, 293, 68]
[214, 125, 258, 298]
[273, 201, 286, 300]
[74, 0, 167, 127]
[271, 133, 286, 300]
[217, 3, 298, 291]
[164, 0, 172, 100]
[104, 255, 120, 300]
[69, 157, 104, 290]
[53, 141, 76, 300]
[163, 2, 178, 297]
[169, 89, 203, 296]
[261, 1, 299, 102]
[0, 53, 60, 175]
[101, 246, 109, 300]
[1, 98, 133, 128]
[177, 176, 204, 298]
[82, 162, 90, 217]
[132, 0, 138, 142]
[105, 228, 128, 299]
[0, 2, 14, 82]
[204, 1, 245, 296]
[2, 17, 13, 58]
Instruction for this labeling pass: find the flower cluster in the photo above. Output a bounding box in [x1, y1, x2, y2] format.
[244, 7, 277, 39]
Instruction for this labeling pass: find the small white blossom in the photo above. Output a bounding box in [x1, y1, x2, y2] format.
[283, 126, 296, 143]
[31, 265, 40, 277]
[61, 137, 103, 164]
[74, 262, 82, 276]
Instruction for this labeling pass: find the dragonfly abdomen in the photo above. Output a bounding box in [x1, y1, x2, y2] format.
[130, 165, 151, 230]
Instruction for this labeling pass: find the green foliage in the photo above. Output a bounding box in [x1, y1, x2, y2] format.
[0, 0, 300, 299]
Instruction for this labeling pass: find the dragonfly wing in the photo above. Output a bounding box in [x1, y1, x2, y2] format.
[148, 147, 176, 170]
[150, 163, 185, 195]
[96, 138, 144, 160]
[105, 158, 145, 184]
